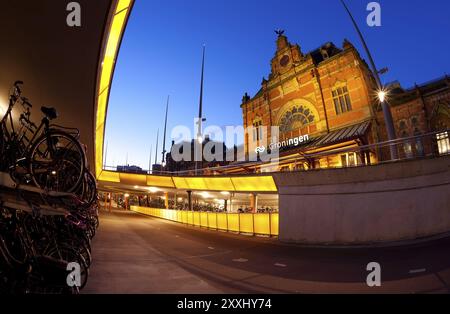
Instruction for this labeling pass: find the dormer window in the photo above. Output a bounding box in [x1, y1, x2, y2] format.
[320, 48, 329, 60]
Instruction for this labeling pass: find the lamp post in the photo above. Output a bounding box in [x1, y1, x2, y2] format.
[340, 0, 398, 160]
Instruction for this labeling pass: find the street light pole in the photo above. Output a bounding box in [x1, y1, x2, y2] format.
[340, 0, 398, 160]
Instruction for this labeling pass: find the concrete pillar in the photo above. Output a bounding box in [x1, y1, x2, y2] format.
[366, 151, 372, 165]
[164, 192, 169, 209]
[174, 192, 178, 208]
[250, 193, 258, 213]
[187, 190, 193, 211]
[124, 195, 129, 210]
[229, 193, 234, 213]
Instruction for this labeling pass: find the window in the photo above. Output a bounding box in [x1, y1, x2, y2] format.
[436, 132, 450, 155]
[279, 105, 315, 133]
[401, 131, 413, 158]
[332, 85, 352, 115]
[398, 120, 407, 132]
[252, 119, 263, 142]
[414, 128, 424, 157]
[340, 152, 361, 167]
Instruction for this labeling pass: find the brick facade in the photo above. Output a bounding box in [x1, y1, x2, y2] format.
[241, 33, 450, 170]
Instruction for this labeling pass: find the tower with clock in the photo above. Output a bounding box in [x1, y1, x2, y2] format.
[270, 30, 304, 78]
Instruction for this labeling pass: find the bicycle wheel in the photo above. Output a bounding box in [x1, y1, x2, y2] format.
[44, 245, 89, 290]
[75, 170, 97, 206]
[29, 131, 86, 193]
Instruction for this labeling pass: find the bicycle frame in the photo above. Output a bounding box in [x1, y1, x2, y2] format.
[1, 98, 55, 166]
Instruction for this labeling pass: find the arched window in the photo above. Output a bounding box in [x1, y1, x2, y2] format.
[398, 120, 408, 133]
[279, 105, 315, 133]
[252, 118, 263, 141]
[431, 103, 450, 131]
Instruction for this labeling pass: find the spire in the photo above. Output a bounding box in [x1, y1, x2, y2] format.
[162, 95, 170, 164]
[195, 45, 206, 176]
[198, 45, 205, 121]
[197, 45, 206, 140]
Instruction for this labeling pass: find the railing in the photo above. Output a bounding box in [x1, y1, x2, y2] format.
[131, 206, 279, 237]
[105, 130, 450, 176]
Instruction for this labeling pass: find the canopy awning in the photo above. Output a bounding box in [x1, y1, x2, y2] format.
[312, 120, 372, 148]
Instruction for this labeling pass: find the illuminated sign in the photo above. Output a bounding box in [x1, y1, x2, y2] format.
[269, 134, 310, 150]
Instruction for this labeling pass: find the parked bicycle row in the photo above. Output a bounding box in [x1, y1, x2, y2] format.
[0, 195, 98, 293]
[1, 81, 99, 294]
[1, 81, 92, 195]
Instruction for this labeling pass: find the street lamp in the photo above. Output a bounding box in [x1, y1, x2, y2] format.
[340, 0, 398, 160]
[377, 90, 387, 103]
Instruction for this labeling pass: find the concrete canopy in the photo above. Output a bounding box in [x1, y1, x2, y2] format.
[0, 0, 115, 169]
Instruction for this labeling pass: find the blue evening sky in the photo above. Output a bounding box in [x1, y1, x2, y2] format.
[104, 0, 450, 169]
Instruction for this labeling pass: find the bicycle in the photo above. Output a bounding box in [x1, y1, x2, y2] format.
[0, 81, 86, 193]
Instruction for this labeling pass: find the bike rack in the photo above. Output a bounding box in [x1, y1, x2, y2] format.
[0, 171, 69, 216]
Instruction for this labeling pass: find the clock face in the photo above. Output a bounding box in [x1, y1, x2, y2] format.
[280, 55, 290, 67]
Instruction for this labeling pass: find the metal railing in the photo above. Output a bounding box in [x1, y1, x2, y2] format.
[104, 130, 450, 176]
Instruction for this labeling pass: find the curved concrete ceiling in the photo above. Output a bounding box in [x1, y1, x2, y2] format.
[0, 1, 278, 194]
[0, 0, 115, 168]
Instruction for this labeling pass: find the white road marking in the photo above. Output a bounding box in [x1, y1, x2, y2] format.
[409, 268, 427, 274]
[232, 258, 248, 263]
[274, 263, 287, 268]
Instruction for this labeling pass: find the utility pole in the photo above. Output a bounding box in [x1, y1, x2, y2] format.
[340, 0, 398, 160]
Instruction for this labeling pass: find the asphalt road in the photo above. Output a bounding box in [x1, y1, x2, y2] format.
[83, 209, 450, 294]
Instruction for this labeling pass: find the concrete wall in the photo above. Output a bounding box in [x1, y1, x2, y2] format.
[273, 156, 450, 245]
[0, 0, 112, 167]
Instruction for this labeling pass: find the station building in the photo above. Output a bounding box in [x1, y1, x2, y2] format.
[240, 32, 450, 171]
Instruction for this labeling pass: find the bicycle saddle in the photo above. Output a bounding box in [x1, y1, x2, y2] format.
[41, 106, 58, 120]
